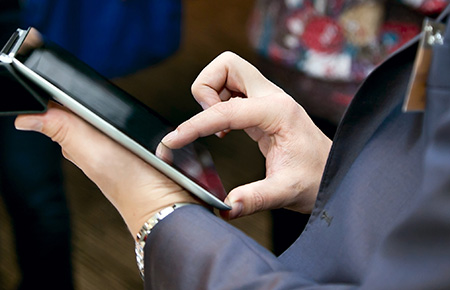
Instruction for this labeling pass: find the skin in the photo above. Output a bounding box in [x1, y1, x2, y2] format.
[15, 103, 198, 237]
[15, 52, 332, 237]
[161, 52, 332, 219]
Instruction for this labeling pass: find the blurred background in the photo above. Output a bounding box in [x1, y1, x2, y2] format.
[0, 0, 441, 288]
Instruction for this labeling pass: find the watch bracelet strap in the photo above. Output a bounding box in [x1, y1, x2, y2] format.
[135, 203, 192, 280]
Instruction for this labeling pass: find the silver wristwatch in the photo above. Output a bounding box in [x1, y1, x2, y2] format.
[135, 203, 191, 279]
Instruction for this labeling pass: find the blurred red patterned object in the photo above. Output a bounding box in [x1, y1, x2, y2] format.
[249, 0, 447, 82]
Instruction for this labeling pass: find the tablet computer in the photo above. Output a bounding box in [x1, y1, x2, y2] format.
[0, 28, 230, 210]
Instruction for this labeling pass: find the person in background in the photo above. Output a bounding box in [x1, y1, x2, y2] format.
[22, 0, 182, 79]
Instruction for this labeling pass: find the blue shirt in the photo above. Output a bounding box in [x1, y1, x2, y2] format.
[22, 0, 182, 78]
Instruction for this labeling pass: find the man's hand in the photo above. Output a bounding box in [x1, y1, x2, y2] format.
[160, 52, 332, 219]
[15, 102, 199, 237]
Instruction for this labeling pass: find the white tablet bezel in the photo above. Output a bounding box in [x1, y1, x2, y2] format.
[7, 48, 230, 210]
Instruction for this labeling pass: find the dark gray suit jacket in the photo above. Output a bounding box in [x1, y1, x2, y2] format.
[144, 7, 450, 289]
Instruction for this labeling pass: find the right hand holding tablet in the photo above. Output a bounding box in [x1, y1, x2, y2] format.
[160, 52, 333, 219]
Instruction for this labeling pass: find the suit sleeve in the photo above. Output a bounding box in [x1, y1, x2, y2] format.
[144, 205, 326, 290]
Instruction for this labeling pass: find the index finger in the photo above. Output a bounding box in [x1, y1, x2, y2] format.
[161, 96, 277, 149]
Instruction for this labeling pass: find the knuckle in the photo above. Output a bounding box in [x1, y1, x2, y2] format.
[46, 114, 70, 145]
[219, 51, 237, 61]
[179, 118, 201, 140]
[251, 189, 265, 212]
[191, 81, 200, 97]
[211, 101, 232, 120]
[50, 123, 69, 145]
[269, 92, 293, 107]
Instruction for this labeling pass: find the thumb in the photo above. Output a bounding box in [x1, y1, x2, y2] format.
[15, 108, 67, 140]
[15, 104, 95, 165]
[15, 105, 71, 143]
[220, 178, 283, 220]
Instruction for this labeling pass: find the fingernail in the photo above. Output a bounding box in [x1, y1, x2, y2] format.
[15, 117, 43, 132]
[161, 129, 178, 145]
[225, 198, 242, 219]
[215, 131, 226, 138]
[155, 143, 163, 158]
[199, 102, 210, 110]
[215, 129, 231, 138]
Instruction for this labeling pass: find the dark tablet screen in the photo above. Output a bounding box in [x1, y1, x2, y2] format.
[4, 28, 227, 203]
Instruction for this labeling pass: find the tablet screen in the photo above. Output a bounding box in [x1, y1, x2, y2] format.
[9, 29, 227, 203]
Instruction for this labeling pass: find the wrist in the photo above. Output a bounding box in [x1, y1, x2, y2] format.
[134, 203, 193, 279]
[114, 187, 201, 237]
[128, 198, 201, 237]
